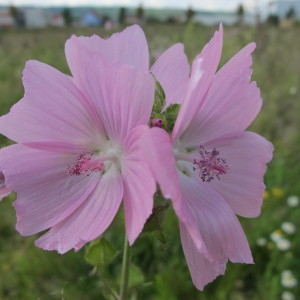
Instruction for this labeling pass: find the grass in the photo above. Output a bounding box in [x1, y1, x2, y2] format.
[0, 22, 300, 299]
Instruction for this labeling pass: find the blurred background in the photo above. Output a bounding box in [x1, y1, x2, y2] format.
[0, 0, 300, 299]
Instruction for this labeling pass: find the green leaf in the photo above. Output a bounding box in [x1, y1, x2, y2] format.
[84, 237, 117, 267]
[164, 103, 180, 132]
[152, 229, 167, 244]
[142, 190, 169, 244]
[117, 263, 145, 288]
[128, 264, 145, 288]
[150, 76, 181, 133]
[152, 77, 166, 114]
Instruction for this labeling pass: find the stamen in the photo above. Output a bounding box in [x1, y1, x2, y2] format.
[68, 153, 105, 176]
[193, 145, 229, 182]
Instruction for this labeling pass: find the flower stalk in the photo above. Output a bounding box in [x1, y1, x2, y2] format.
[119, 237, 131, 300]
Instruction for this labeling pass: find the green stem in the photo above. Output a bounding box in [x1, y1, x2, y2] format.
[119, 237, 131, 300]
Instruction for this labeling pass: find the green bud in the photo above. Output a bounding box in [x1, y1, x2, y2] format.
[150, 75, 181, 133]
[84, 237, 117, 267]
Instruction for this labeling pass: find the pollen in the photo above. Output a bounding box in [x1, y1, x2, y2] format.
[67, 153, 105, 176]
[193, 145, 229, 182]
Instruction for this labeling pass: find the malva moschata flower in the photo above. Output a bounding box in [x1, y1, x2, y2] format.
[0, 26, 157, 253]
[146, 24, 274, 290]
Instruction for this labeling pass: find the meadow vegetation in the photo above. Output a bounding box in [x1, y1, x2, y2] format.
[0, 22, 299, 299]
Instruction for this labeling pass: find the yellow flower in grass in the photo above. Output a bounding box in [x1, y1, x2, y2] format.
[272, 187, 284, 198]
[263, 190, 270, 199]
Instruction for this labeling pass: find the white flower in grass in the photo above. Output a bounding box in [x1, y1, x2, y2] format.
[289, 86, 298, 95]
[281, 270, 298, 288]
[287, 196, 299, 207]
[270, 230, 284, 242]
[281, 222, 296, 235]
[276, 238, 291, 251]
[282, 291, 295, 300]
[270, 230, 291, 251]
[256, 237, 267, 247]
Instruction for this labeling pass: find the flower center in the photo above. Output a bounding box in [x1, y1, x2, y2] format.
[67, 153, 105, 176]
[193, 145, 229, 182]
[67, 143, 123, 177]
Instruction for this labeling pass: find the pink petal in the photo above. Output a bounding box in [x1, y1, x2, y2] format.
[144, 127, 181, 209]
[71, 53, 154, 142]
[0, 60, 104, 149]
[150, 43, 190, 105]
[0, 188, 10, 200]
[204, 131, 274, 217]
[35, 166, 124, 253]
[144, 128, 209, 255]
[173, 24, 223, 141]
[122, 126, 156, 245]
[179, 174, 253, 290]
[181, 43, 262, 148]
[0, 144, 98, 235]
[65, 24, 149, 74]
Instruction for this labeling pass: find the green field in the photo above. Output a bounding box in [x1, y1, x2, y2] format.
[0, 23, 300, 299]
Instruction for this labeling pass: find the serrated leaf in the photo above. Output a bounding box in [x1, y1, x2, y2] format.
[164, 103, 180, 132]
[152, 78, 166, 113]
[85, 237, 117, 267]
[142, 190, 169, 244]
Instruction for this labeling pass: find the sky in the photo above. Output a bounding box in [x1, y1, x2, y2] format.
[0, 0, 271, 13]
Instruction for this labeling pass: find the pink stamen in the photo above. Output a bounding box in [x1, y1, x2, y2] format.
[193, 145, 229, 182]
[68, 153, 105, 176]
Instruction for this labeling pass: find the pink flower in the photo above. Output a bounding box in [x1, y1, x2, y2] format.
[66, 24, 190, 107]
[147, 25, 274, 289]
[0, 26, 156, 253]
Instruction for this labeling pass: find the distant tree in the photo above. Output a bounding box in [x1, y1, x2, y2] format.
[118, 7, 126, 25]
[62, 8, 73, 26]
[267, 14, 279, 26]
[136, 3, 144, 22]
[9, 5, 18, 20]
[9, 5, 25, 27]
[9, 5, 19, 26]
[236, 3, 245, 26]
[286, 7, 296, 19]
[186, 6, 195, 23]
